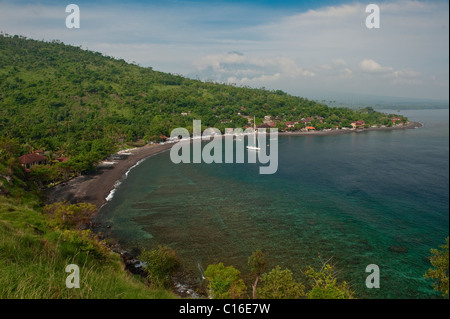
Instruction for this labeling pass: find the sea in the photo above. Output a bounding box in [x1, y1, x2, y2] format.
[94, 109, 449, 299]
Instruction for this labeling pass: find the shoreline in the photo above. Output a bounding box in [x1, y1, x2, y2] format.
[277, 121, 422, 136]
[45, 143, 173, 209]
[45, 121, 423, 209]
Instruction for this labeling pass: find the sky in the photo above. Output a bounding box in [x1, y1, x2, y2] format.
[0, 0, 448, 102]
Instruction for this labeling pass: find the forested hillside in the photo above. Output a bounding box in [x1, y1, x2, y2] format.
[0, 33, 403, 174]
[0, 34, 308, 150]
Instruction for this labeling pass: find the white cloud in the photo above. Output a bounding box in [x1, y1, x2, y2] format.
[343, 68, 353, 78]
[358, 58, 422, 82]
[194, 52, 315, 84]
[332, 59, 348, 66]
[393, 69, 421, 79]
[359, 59, 393, 73]
[307, 4, 360, 18]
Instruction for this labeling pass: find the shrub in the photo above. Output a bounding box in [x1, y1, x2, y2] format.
[204, 262, 247, 299]
[248, 249, 266, 299]
[425, 237, 449, 298]
[44, 202, 96, 230]
[305, 263, 354, 299]
[140, 245, 180, 289]
[257, 266, 304, 299]
[60, 229, 109, 259]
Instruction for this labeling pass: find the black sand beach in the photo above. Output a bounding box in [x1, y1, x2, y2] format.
[45, 121, 422, 209]
[45, 143, 173, 209]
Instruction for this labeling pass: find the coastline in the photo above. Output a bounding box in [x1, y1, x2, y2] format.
[45, 121, 423, 209]
[45, 143, 173, 209]
[277, 121, 422, 136]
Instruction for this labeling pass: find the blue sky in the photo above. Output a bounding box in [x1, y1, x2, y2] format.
[0, 0, 448, 101]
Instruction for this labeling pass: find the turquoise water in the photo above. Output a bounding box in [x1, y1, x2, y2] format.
[95, 109, 449, 298]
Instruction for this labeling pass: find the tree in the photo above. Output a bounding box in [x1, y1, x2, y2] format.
[341, 119, 352, 128]
[0, 137, 22, 177]
[140, 245, 180, 289]
[29, 165, 58, 187]
[305, 261, 354, 299]
[425, 237, 449, 298]
[248, 249, 266, 299]
[204, 262, 247, 299]
[257, 266, 304, 299]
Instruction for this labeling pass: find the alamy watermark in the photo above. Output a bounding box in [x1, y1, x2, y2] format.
[366, 4, 380, 29]
[365, 264, 380, 289]
[169, 120, 278, 175]
[65, 4, 80, 29]
[65, 264, 80, 288]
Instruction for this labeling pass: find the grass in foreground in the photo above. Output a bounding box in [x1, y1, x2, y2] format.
[0, 195, 175, 299]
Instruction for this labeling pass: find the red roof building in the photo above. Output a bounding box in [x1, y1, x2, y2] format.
[285, 122, 295, 128]
[285, 121, 299, 128]
[351, 120, 365, 128]
[19, 153, 47, 170]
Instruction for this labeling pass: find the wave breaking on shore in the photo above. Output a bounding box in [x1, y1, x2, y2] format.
[104, 150, 170, 205]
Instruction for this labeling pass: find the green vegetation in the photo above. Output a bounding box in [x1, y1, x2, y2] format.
[256, 266, 305, 299]
[0, 137, 30, 194]
[203, 251, 354, 299]
[204, 262, 247, 299]
[0, 139, 175, 298]
[0, 196, 176, 298]
[248, 249, 266, 299]
[140, 245, 181, 289]
[425, 237, 449, 298]
[0, 34, 407, 179]
[305, 263, 354, 299]
[44, 201, 96, 230]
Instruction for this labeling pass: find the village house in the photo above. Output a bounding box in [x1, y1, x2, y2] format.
[19, 151, 47, 171]
[351, 120, 365, 129]
[285, 121, 299, 128]
[301, 117, 313, 124]
[391, 117, 403, 124]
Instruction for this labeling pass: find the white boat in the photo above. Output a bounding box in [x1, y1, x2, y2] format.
[247, 116, 261, 151]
